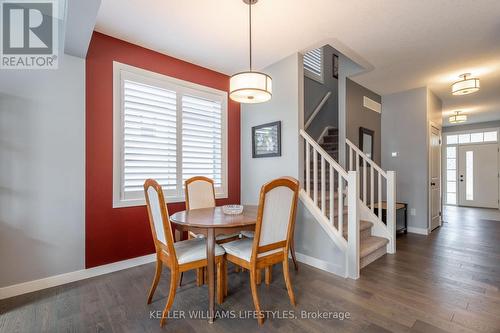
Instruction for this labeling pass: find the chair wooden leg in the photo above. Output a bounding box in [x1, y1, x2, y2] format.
[147, 259, 162, 304]
[179, 272, 183, 287]
[196, 268, 203, 287]
[160, 270, 179, 327]
[250, 268, 264, 325]
[217, 259, 224, 305]
[224, 260, 228, 297]
[282, 258, 296, 306]
[256, 268, 262, 285]
[290, 241, 298, 271]
[265, 266, 272, 286]
[235, 265, 240, 273]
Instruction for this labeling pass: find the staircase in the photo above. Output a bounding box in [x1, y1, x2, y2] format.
[319, 127, 339, 160]
[300, 129, 396, 279]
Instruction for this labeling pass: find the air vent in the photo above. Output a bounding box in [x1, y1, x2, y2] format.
[363, 96, 381, 113]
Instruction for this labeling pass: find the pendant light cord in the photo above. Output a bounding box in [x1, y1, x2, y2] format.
[249, 1, 252, 71]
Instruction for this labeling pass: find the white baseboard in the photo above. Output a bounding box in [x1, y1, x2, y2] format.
[0, 253, 156, 300]
[407, 226, 429, 235]
[294, 252, 346, 278]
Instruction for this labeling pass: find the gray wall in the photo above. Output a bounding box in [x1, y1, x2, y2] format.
[443, 120, 500, 133]
[382, 87, 429, 231]
[304, 45, 338, 140]
[241, 53, 301, 204]
[0, 54, 85, 287]
[346, 78, 382, 165]
[294, 201, 345, 275]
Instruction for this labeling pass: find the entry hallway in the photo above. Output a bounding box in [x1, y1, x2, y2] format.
[1, 206, 499, 333]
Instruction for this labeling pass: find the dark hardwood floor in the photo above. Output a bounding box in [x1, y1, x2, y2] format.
[1, 205, 500, 332]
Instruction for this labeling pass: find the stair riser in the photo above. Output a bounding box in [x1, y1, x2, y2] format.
[360, 246, 387, 269]
[342, 228, 371, 240]
[322, 136, 338, 143]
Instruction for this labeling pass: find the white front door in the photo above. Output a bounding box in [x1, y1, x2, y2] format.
[458, 144, 499, 208]
[430, 126, 442, 231]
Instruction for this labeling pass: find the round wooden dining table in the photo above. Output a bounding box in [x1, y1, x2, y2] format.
[169, 205, 258, 323]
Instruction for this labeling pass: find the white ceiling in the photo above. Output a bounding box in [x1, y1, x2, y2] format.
[95, 0, 500, 126]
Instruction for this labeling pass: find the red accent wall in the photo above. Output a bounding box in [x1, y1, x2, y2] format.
[85, 32, 241, 268]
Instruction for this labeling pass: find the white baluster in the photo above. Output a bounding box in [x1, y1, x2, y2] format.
[313, 149, 318, 204]
[321, 156, 326, 214]
[349, 147, 353, 171]
[306, 142, 310, 196]
[370, 166, 374, 212]
[355, 153, 359, 173]
[378, 172, 382, 220]
[363, 159, 367, 204]
[329, 165, 334, 225]
[338, 172, 343, 237]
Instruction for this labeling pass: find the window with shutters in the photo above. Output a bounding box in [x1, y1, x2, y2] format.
[303, 47, 323, 82]
[113, 62, 228, 207]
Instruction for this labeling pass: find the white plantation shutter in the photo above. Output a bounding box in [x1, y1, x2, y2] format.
[122, 80, 177, 200]
[304, 48, 323, 81]
[182, 95, 223, 188]
[113, 63, 227, 207]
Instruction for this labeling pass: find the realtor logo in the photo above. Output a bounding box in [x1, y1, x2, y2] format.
[1, 0, 58, 69]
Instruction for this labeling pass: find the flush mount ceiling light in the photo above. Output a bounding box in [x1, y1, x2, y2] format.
[229, 0, 272, 104]
[451, 73, 480, 96]
[449, 111, 468, 124]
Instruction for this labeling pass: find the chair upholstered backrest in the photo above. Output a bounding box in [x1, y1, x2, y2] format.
[144, 179, 176, 260]
[185, 176, 216, 210]
[253, 177, 299, 259]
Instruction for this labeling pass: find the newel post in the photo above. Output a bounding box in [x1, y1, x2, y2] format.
[386, 171, 397, 254]
[346, 170, 359, 279]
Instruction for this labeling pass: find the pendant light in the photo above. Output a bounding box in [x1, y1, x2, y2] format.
[451, 73, 480, 96]
[229, 0, 272, 104]
[449, 111, 467, 124]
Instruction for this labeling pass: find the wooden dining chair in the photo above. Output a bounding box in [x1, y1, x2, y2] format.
[221, 177, 300, 325]
[185, 176, 239, 285]
[143, 179, 226, 327]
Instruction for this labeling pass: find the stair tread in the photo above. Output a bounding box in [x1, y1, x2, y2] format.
[342, 220, 372, 234]
[360, 236, 389, 258]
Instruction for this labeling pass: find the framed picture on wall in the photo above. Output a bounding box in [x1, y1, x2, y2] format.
[332, 54, 339, 79]
[359, 127, 374, 161]
[252, 121, 281, 158]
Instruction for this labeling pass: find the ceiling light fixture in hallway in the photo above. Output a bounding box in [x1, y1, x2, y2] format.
[449, 111, 468, 123]
[451, 73, 480, 95]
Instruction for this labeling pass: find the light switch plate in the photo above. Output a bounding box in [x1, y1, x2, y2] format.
[410, 208, 416, 216]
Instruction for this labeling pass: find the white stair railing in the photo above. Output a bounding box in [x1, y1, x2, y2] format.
[300, 129, 360, 278]
[304, 91, 332, 129]
[346, 139, 396, 253]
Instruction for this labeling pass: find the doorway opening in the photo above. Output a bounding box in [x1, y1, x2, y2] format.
[443, 128, 499, 209]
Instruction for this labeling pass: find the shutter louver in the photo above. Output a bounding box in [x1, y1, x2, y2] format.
[182, 95, 223, 188]
[304, 48, 322, 78]
[123, 80, 177, 198]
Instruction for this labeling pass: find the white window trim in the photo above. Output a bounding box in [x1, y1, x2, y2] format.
[112, 61, 228, 208]
[303, 48, 324, 84]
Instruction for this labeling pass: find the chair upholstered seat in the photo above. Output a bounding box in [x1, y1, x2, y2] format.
[221, 238, 281, 262]
[240, 230, 255, 238]
[172, 238, 225, 265]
